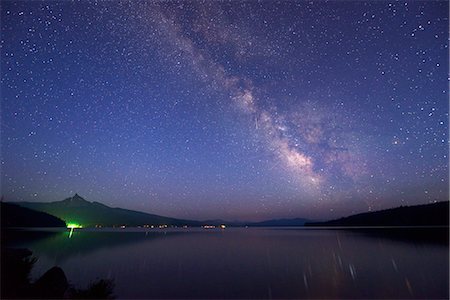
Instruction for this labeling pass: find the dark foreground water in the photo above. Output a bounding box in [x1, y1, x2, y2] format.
[6, 227, 449, 299]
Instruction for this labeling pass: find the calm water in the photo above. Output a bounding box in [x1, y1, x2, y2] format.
[7, 227, 449, 299]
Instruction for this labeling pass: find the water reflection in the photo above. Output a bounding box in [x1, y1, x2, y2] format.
[9, 228, 184, 263]
[7, 228, 449, 299]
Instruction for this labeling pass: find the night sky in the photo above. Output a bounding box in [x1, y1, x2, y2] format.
[1, 1, 448, 221]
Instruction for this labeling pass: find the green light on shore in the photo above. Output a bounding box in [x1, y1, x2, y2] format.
[67, 223, 83, 229]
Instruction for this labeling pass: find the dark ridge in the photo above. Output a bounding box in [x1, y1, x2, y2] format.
[246, 218, 312, 227]
[1, 202, 66, 228]
[305, 201, 449, 227]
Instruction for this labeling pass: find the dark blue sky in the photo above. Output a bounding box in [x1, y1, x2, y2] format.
[1, 1, 448, 221]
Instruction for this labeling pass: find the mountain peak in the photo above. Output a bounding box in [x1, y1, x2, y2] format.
[61, 193, 90, 206]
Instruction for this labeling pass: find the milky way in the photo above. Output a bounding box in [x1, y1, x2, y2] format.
[1, 1, 448, 220]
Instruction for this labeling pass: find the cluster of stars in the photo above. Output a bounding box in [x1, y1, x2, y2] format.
[1, 1, 448, 221]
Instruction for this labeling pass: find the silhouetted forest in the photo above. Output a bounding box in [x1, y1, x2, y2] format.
[305, 201, 449, 227]
[1, 202, 66, 227]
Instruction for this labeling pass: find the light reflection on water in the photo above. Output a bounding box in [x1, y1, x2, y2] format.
[9, 227, 449, 299]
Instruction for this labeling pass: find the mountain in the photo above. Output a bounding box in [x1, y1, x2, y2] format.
[247, 218, 311, 227]
[14, 194, 202, 228]
[305, 201, 449, 227]
[1, 202, 66, 228]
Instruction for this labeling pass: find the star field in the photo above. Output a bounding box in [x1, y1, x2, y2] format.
[1, 1, 448, 221]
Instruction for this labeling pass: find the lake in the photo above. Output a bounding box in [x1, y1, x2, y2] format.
[6, 227, 449, 299]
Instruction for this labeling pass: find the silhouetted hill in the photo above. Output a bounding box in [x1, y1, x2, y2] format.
[247, 218, 311, 227]
[14, 194, 202, 228]
[305, 201, 449, 227]
[1, 202, 66, 228]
